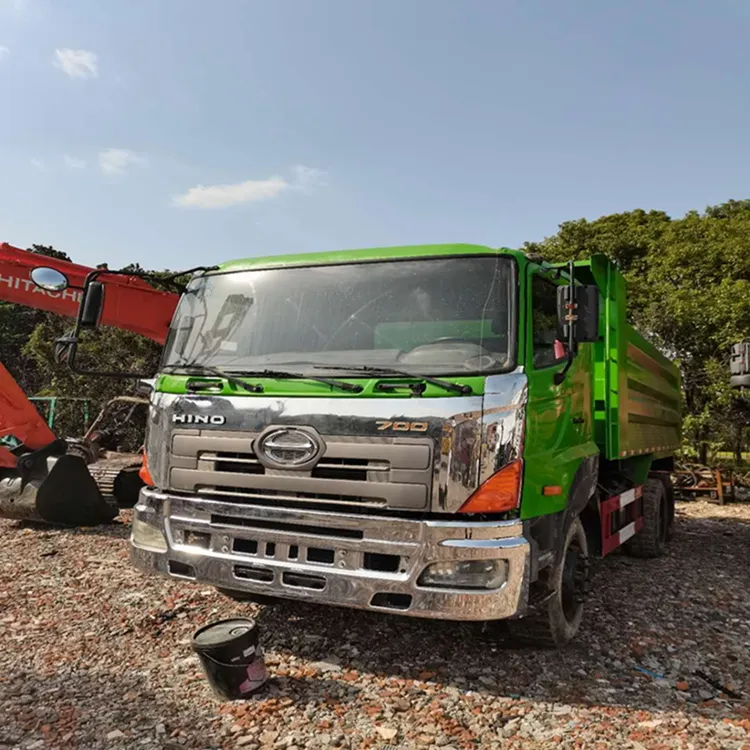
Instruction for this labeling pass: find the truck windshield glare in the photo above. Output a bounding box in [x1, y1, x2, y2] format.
[162, 256, 515, 376]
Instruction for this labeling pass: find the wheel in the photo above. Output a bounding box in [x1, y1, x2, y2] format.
[507, 516, 589, 648]
[215, 588, 279, 605]
[623, 477, 669, 558]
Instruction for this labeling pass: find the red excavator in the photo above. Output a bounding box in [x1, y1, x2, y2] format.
[0, 242, 177, 525]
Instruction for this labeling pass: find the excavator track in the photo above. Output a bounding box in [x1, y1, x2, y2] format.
[87, 456, 143, 507]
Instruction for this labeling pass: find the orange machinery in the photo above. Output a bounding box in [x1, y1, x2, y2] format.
[0, 242, 178, 524]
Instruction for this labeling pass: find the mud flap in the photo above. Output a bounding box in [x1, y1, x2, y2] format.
[0, 454, 117, 526]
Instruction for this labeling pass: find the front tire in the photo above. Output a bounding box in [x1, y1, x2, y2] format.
[508, 516, 589, 648]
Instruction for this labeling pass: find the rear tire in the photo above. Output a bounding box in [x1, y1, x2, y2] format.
[506, 516, 589, 648]
[623, 477, 668, 558]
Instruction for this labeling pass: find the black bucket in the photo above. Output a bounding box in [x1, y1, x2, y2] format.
[191, 618, 269, 700]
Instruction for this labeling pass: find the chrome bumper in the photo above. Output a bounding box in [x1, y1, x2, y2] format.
[131, 488, 531, 621]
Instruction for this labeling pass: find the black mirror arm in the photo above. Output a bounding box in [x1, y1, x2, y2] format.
[567, 260, 577, 352]
[554, 260, 578, 386]
[553, 351, 574, 386]
[62, 264, 218, 380]
[123, 265, 219, 295]
[62, 268, 151, 379]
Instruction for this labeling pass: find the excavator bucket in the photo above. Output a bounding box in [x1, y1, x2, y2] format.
[0, 453, 117, 526]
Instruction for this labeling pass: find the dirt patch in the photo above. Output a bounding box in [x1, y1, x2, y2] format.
[0, 501, 748, 749]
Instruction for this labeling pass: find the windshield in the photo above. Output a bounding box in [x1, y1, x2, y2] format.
[162, 256, 515, 376]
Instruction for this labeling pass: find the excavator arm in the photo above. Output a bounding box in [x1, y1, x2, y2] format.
[0, 242, 178, 344]
[0, 362, 56, 467]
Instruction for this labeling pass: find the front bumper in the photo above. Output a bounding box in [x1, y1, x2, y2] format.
[131, 488, 531, 621]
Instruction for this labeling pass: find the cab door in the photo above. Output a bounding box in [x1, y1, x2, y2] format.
[522, 270, 592, 519]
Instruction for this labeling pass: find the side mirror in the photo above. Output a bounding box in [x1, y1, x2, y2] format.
[81, 281, 105, 329]
[556, 284, 600, 344]
[136, 378, 155, 397]
[31, 267, 69, 292]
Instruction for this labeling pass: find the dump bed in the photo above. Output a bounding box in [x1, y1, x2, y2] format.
[574, 255, 681, 461]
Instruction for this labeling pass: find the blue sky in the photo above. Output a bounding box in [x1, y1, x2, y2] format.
[0, 0, 748, 269]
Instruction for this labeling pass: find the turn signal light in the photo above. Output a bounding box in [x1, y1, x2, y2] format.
[139, 452, 154, 487]
[457, 459, 523, 513]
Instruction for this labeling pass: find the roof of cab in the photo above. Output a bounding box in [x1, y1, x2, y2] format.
[215, 243, 525, 273]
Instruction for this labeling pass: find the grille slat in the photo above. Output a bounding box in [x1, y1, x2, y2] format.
[198, 486, 388, 508]
[203, 451, 389, 474]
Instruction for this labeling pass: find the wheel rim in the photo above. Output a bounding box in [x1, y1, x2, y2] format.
[561, 541, 585, 623]
[658, 494, 668, 543]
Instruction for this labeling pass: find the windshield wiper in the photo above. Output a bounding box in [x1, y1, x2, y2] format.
[313, 365, 472, 396]
[161, 362, 264, 394]
[163, 363, 362, 394]
[225, 368, 363, 393]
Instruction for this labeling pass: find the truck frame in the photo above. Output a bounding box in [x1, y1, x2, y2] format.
[59, 244, 681, 645]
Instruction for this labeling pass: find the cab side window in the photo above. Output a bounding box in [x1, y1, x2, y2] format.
[531, 275, 566, 369]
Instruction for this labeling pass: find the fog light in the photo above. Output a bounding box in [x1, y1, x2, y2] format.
[131, 515, 168, 552]
[417, 559, 508, 590]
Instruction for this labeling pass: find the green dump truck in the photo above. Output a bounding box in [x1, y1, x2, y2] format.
[61, 244, 682, 646]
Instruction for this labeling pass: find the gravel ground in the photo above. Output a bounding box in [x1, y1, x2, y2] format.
[1, 500, 749, 750]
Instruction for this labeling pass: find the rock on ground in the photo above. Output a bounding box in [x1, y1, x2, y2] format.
[0, 501, 749, 749]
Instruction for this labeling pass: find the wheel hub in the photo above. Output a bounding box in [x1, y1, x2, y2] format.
[561, 545, 590, 620]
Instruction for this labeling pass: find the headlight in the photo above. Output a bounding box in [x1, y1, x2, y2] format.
[417, 559, 508, 590]
[131, 515, 168, 552]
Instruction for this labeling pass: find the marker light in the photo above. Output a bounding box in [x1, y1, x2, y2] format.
[139, 452, 154, 487]
[457, 460, 522, 513]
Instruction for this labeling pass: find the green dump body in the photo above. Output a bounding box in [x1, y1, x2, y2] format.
[574, 254, 681, 461]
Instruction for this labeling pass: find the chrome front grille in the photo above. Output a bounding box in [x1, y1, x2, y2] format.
[168, 430, 433, 511]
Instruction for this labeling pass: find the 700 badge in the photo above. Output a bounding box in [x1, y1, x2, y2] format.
[376, 420, 429, 432]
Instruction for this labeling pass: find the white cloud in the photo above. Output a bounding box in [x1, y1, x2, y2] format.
[54, 48, 98, 79]
[0, 46, 9, 60]
[63, 154, 86, 170]
[173, 164, 326, 209]
[291, 164, 327, 190]
[98, 148, 147, 175]
[30, 158, 45, 171]
[173, 176, 288, 209]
